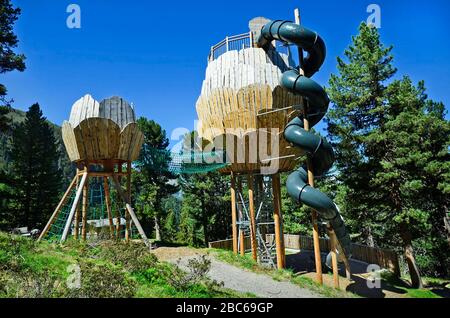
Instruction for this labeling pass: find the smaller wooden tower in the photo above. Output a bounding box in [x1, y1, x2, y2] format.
[38, 95, 150, 247]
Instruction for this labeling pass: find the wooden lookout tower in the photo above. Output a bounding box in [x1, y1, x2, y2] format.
[38, 95, 150, 247]
[195, 17, 308, 268]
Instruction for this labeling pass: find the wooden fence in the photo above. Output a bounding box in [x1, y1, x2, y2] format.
[209, 234, 400, 276]
[208, 237, 252, 251]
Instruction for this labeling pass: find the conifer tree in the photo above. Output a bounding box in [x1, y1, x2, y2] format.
[10, 104, 61, 229]
[327, 23, 450, 286]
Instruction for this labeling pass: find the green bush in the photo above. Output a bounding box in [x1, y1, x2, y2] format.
[66, 259, 136, 298]
[165, 254, 223, 293]
[90, 241, 158, 273]
[0, 269, 66, 298]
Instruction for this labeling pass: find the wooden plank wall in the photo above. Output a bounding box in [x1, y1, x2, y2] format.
[208, 236, 252, 251]
[266, 234, 401, 276]
[211, 235, 400, 276]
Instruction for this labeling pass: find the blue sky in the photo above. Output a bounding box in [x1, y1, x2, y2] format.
[4, 0, 450, 147]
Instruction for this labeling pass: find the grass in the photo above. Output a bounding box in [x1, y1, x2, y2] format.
[0, 232, 251, 298]
[210, 248, 356, 298]
[380, 271, 447, 298]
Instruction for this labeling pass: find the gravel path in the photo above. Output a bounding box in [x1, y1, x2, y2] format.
[154, 247, 319, 298]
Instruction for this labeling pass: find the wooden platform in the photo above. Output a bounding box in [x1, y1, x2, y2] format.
[62, 95, 144, 163]
[196, 47, 304, 174]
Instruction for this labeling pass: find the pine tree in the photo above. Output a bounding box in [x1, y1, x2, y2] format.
[366, 77, 450, 282]
[10, 104, 61, 229]
[327, 23, 397, 247]
[134, 118, 178, 240]
[327, 23, 450, 286]
[0, 0, 26, 129]
[179, 171, 231, 247]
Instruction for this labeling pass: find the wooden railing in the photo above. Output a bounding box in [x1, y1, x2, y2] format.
[209, 234, 400, 276]
[208, 32, 253, 62]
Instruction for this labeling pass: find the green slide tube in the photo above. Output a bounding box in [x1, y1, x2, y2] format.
[258, 20, 352, 258]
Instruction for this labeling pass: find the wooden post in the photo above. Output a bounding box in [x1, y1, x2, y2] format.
[74, 169, 80, 239]
[328, 226, 340, 289]
[60, 172, 88, 242]
[238, 177, 245, 256]
[103, 177, 115, 239]
[81, 172, 89, 241]
[295, 7, 323, 285]
[248, 174, 258, 261]
[125, 161, 132, 242]
[38, 175, 78, 241]
[272, 173, 286, 269]
[231, 173, 238, 254]
[111, 174, 151, 248]
[116, 163, 123, 237]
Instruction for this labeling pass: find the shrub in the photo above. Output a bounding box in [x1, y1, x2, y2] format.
[91, 241, 158, 273]
[165, 254, 223, 293]
[0, 269, 66, 298]
[66, 259, 136, 298]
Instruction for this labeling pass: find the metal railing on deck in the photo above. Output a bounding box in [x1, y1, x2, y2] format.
[208, 32, 253, 62]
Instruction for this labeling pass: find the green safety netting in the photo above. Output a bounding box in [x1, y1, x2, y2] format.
[45, 178, 140, 241]
[44, 147, 228, 240]
[138, 145, 230, 175]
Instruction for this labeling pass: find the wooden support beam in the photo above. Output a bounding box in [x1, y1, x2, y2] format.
[74, 169, 80, 239]
[231, 173, 238, 254]
[272, 173, 286, 269]
[111, 174, 151, 248]
[295, 7, 323, 285]
[103, 177, 115, 239]
[81, 174, 89, 241]
[60, 172, 88, 242]
[125, 161, 132, 242]
[76, 172, 128, 178]
[116, 164, 123, 237]
[38, 175, 78, 241]
[237, 177, 245, 256]
[248, 174, 258, 261]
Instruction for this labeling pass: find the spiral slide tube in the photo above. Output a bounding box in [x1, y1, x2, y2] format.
[258, 20, 352, 258]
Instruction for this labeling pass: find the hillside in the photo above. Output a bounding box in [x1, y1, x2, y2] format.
[0, 108, 74, 184]
[0, 232, 250, 298]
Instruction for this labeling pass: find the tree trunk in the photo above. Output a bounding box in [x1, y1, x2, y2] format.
[154, 216, 161, 241]
[400, 224, 423, 289]
[444, 212, 450, 246]
[366, 226, 375, 247]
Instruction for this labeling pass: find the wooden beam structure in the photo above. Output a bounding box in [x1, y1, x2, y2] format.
[272, 173, 286, 269]
[103, 177, 115, 239]
[111, 174, 151, 248]
[248, 174, 258, 261]
[231, 173, 238, 254]
[81, 172, 89, 241]
[38, 175, 78, 241]
[237, 177, 246, 256]
[74, 169, 81, 239]
[125, 161, 132, 242]
[60, 172, 88, 242]
[295, 7, 323, 285]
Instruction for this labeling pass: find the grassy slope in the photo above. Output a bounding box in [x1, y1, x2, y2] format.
[0, 232, 250, 298]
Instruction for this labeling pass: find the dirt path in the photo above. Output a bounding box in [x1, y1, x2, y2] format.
[153, 247, 320, 298]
